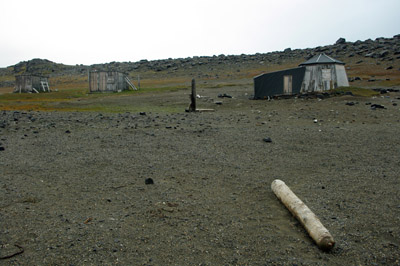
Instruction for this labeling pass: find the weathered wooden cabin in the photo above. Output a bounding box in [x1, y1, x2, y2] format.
[89, 71, 136, 93]
[254, 54, 349, 99]
[14, 74, 50, 93]
[299, 53, 349, 92]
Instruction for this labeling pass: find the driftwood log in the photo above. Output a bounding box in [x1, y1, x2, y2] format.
[271, 179, 335, 251]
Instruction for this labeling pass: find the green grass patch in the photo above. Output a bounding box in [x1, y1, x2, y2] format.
[0, 84, 189, 113]
[134, 85, 188, 93]
[202, 83, 238, 89]
[331, 86, 380, 97]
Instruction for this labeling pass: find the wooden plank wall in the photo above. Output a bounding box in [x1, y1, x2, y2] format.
[14, 75, 47, 93]
[301, 64, 348, 92]
[89, 72, 128, 92]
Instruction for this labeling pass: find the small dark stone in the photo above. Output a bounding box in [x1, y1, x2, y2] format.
[263, 137, 272, 143]
[65, 130, 71, 134]
[215, 101, 223, 105]
[0, 147, 4, 151]
[393, 103, 398, 106]
[371, 104, 385, 110]
[140, 112, 146, 116]
[346, 102, 355, 106]
[386, 66, 393, 70]
[345, 91, 354, 96]
[145, 178, 154, 185]
[322, 186, 325, 189]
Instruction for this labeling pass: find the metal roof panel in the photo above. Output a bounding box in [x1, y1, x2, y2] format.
[299, 53, 345, 66]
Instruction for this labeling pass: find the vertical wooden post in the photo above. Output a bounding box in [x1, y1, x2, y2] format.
[138, 75, 141, 89]
[189, 78, 196, 112]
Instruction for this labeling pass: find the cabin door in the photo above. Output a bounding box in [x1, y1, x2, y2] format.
[283, 75, 292, 94]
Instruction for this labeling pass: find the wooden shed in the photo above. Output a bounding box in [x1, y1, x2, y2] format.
[254, 54, 349, 99]
[14, 74, 50, 93]
[89, 71, 136, 93]
[299, 53, 349, 92]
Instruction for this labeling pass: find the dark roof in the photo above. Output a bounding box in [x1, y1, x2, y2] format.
[299, 53, 345, 66]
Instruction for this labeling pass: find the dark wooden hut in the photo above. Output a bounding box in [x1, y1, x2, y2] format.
[254, 54, 349, 99]
[14, 74, 50, 93]
[89, 71, 136, 92]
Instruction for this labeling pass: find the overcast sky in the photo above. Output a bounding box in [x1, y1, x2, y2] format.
[0, 0, 399, 67]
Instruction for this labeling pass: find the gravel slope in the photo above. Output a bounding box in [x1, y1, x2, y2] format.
[1, 87, 399, 265]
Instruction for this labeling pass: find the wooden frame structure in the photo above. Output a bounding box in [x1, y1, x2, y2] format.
[89, 71, 137, 93]
[14, 74, 50, 93]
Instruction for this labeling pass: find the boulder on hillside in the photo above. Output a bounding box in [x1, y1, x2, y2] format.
[335, 38, 346, 45]
[379, 50, 389, 58]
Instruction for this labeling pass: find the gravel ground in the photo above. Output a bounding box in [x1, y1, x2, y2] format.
[1, 86, 400, 265]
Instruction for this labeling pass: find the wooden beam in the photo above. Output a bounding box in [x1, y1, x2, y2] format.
[188, 78, 196, 112]
[271, 179, 335, 251]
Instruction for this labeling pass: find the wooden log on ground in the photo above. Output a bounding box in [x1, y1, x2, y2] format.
[271, 179, 335, 251]
[195, 108, 215, 112]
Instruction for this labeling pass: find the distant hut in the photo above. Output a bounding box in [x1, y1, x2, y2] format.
[254, 53, 349, 99]
[14, 74, 50, 93]
[89, 71, 136, 93]
[299, 53, 349, 92]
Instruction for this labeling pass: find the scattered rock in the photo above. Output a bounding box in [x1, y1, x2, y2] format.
[386, 66, 393, 70]
[379, 50, 389, 58]
[140, 112, 147, 116]
[145, 178, 154, 185]
[65, 130, 71, 134]
[218, 93, 232, 98]
[335, 38, 346, 45]
[263, 137, 272, 143]
[346, 102, 355, 106]
[215, 101, 223, 105]
[371, 104, 385, 110]
[0, 146, 4, 151]
[365, 52, 376, 58]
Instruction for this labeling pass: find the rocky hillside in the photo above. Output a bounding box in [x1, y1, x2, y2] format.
[0, 34, 399, 89]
